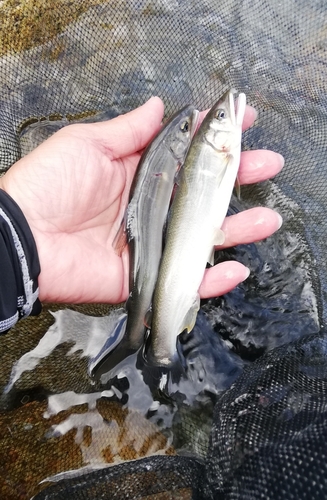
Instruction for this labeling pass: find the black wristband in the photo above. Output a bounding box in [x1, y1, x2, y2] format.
[0, 189, 41, 333]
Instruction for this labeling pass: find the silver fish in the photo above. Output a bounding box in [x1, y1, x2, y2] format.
[89, 105, 199, 377]
[149, 90, 246, 366]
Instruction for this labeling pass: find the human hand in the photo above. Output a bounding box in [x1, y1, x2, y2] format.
[0, 97, 283, 304]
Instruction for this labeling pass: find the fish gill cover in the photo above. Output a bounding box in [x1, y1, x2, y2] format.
[0, 0, 326, 498]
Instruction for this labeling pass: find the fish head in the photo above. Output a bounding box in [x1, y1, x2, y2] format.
[202, 90, 246, 153]
[164, 105, 199, 161]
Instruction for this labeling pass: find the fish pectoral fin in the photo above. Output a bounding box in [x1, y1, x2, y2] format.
[214, 228, 225, 246]
[174, 163, 183, 186]
[181, 294, 200, 333]
[112, 216, 127, 256]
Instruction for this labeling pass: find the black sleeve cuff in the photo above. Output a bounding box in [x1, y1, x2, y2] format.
[0, 189, 41, 333]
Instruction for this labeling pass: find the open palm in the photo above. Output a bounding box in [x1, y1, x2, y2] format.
[0, 97, 284, 304]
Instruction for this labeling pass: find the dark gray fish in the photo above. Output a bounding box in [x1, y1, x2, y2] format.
[90, 105, 199, 378]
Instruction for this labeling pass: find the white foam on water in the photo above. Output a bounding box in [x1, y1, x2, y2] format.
[4, 308, 125, 394]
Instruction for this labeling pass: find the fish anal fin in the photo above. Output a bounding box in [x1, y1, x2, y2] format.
[181, 294, 200, 334]
[208, 229, 225, 264]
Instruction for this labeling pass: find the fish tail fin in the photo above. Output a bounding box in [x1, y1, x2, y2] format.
[88, 312, 128, 378]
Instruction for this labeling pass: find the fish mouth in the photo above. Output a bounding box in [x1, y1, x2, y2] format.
[228, 90, 236, 126]
[218, 90, 246, 128]
[235, 91, 246, 127]
[190, 108, 200, 137]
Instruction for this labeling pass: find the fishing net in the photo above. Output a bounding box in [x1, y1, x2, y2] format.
[0, 0, 326, 498]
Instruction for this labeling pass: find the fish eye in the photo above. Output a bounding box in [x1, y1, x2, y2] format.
[215, 109, 226, 120]
[180, 120, 189, 132]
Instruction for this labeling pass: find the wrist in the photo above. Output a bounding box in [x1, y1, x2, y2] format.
[0, 188, 42, 332]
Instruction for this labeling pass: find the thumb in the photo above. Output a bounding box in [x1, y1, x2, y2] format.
[86, 96, 165, 159]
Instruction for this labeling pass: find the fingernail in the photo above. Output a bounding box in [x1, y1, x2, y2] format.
[242, 267, 251, 281]
[276, 213, 283, 229]
[276, 153, 285, 168]
[248, 105, 258, 121]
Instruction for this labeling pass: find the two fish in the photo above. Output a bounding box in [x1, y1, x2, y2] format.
[90, 104, 198, 376]
[91, 90, 246, 377]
